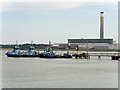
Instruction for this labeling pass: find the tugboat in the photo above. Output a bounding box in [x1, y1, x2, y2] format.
[6, 45, 22, 57]
[39, 41, 72, 58]
[22, 45, 39, 57]
[39, 48, 61, 58]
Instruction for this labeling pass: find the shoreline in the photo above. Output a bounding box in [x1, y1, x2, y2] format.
[1, 48, 119, 52]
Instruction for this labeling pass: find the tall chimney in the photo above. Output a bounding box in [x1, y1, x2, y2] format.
[100, 12, 104, 39]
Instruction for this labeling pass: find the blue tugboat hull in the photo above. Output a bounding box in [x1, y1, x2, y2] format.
[61, 55, 72, 58]
[6, 45, 39, 57]
[6, 54, 39, 57]
[39, 54, 61, 58]
[39, 54, 72, 58]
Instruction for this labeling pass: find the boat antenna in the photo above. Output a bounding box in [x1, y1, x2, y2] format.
[16, 40, 18, 46]
[49, 41, 51, 48]
[67, 44, 70, 55]
[31, 41, 33, 46]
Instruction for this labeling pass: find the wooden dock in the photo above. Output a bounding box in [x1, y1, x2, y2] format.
[72, 52, 120, 60]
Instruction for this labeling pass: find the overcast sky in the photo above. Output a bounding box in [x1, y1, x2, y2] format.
[0, 1, 118, 44]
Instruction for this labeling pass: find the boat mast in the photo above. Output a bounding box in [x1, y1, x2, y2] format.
[49, 41, 51, 48]
[16, 40, 18, 46]
[31, 41, 33, 46]
[67, 44, 70, 55]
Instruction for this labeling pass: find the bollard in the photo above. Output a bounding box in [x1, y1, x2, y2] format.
[98, 56, 101, 59]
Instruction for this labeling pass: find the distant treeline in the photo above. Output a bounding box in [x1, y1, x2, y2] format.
[1, 44, 120, 51]
[0, 43, 52, 50]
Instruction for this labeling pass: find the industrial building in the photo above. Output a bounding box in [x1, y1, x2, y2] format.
[68, 39, 113, 44]
[53, 12, 117, 50]
[54, 42, 117, 50]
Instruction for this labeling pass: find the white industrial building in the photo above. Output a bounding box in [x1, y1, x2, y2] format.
[53, 42, 117, 50]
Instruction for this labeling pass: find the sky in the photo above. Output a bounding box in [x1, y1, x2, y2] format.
[0, 0, 118, 44]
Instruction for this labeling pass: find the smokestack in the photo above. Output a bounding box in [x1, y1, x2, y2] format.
[100, 12, 104, 39]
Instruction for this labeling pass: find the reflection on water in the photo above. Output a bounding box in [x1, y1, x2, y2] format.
[2, 49, 118, 88]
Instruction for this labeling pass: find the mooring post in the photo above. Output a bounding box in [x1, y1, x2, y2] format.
[98, 55, 101, 59]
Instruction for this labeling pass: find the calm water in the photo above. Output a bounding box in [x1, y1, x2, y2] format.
[2, 49, 118, 88]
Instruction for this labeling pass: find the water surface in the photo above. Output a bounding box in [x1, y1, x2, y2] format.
[2, 49, 118, 88]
